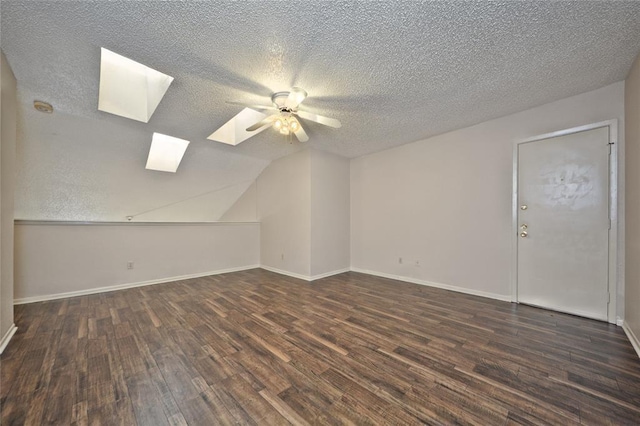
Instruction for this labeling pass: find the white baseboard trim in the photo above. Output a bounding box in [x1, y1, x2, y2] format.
[260, 265, 311, 281]
[310, 268, 351, 281]
[0, 324, 18, 354]
[13, 264, 261, 305]
[623, 321, 640, 359]
[259, 265, 350, 282]
[350, 267, 512, 302]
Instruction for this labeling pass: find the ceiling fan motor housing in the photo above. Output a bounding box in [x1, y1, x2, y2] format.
[271, 91, 293, 110]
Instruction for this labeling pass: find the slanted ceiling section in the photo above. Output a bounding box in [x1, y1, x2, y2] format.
[15, 105, 269, 221]
[133, 181, 254, 222]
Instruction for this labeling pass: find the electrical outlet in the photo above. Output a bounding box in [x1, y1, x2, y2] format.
[127, 261, 134, 270]
[398, 257, 403, 264]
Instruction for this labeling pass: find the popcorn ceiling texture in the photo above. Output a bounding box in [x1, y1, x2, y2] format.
[2, 1, 640, 220]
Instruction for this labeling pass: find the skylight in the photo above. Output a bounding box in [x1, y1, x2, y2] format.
[207, 108, 268, 145]
[145, 133, 190, 173]
[98, 48, 173, 123]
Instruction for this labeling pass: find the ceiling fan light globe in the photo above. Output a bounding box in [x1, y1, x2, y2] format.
[289, 120, 300, 131]
[273, 118, 283, 130]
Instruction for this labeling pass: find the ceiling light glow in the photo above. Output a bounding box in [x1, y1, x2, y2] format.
[145, 132, 190, 173]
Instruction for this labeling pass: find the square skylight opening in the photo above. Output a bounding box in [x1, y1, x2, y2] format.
[208, 108, 269, 145]
[98, 48, 174, 123]
[145, 133, 190, 173]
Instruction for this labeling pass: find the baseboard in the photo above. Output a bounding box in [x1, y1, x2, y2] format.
[623, 321, 640, 359]
[260, 265, 311, 281]
[259, 265, 350, 282]
[0, 324, 18, 354]
[13, 264, 261, 305]
[310, 268, 351, 281]
[350, 267, 512, 302]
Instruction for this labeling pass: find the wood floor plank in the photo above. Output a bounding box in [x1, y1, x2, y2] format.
[2, 269, 640, 424]
[259, 388, 310, 426]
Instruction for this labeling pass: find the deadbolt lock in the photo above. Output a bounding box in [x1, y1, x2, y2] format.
[520, 205, 528, 210]
[520, 224, 528, 230]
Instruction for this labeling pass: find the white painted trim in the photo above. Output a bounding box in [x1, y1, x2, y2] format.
[310, 268, 351, 281]
[260, 265, 311, 281]
[13, 265, 261, 304]
[516, 300, 607, 322]
[350, 267, 512, 302]
[0, 324, 17, 354]
[519, 120, 620, 143]
[608, 120, 619, 324]
[623, 321, 640, 359]
[15, 220, 259, 226]
[259, 266, 350, 282]
[512, 119, 619, 324]
[511, 137, 519, 303]
[14, 265, 350, 305]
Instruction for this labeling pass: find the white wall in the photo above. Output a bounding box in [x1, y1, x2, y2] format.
[351, 82, 625, 307]
[256, 150, 311, 277]
[625, 54, 640, 351]
[220, 181, 258, 222]
[1, 51, 17, 345]
[310, 149, 350, 277]
[234, 148, 351, 280]
[14, 222, 260, 302]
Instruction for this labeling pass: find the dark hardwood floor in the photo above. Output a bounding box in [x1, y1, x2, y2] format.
[1, 269, 640, 425]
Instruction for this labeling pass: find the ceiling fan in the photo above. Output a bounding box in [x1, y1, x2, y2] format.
[209, 87, 341, 145]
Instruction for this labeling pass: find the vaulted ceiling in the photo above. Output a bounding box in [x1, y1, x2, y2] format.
[2, 1, 640, 221]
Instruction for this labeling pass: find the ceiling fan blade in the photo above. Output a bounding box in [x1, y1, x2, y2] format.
[226, 101, 277, 111]
[207, 108, 269, 146]
[296, 110, 342, 128]
[285, 87, 308, 109]
[294, 124, 309, 142]
[246, 115, 277, 131]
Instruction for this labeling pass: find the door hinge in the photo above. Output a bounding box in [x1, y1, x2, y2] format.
[608, 142, 615, 155]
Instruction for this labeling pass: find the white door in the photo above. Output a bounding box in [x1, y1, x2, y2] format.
[516, 126, 611, 321]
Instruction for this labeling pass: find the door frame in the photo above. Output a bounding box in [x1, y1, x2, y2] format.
[511, 120, 618, 324]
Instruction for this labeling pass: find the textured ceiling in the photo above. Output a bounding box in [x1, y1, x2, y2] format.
[2, 1, 640, 220]
[3, 1, 640, 159]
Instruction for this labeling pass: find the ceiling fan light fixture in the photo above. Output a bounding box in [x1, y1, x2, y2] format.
[216, 87, 339, 145]
[279, 126, 290, 135]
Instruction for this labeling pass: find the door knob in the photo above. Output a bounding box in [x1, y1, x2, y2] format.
[520, 231, 528, 238]
[520, 205, 528, 210]
[520, 224, 528, 230]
